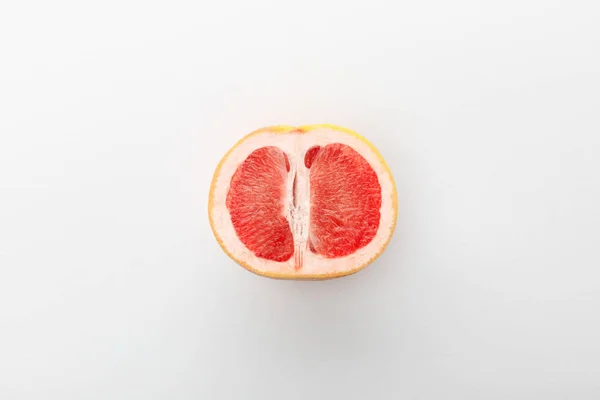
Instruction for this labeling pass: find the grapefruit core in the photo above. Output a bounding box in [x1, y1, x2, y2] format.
[209, 124, 398, 280]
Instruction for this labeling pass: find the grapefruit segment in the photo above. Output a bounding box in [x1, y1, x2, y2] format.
[225, 146, 294, 262]
[309, 143, 382, 258]
[209, 124, 397, 280]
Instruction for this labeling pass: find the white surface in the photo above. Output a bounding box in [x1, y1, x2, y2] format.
[1, 0, 599, 398]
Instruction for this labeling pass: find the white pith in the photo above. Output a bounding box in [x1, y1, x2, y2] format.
[210, 128, 396, 277]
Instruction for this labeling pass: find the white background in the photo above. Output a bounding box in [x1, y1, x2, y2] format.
[1, 0, 599, 399]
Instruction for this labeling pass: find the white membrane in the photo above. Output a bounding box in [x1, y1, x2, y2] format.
[210, 128, 396, 276]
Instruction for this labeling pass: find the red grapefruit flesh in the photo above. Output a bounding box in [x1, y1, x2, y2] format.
[226, 146, 294, 262]
[304, 145, 321, 168]
[309, 143, 382, 258]
[209, 125, 397, 280]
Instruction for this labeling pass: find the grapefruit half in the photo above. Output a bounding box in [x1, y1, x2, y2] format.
[209, 124, 397, 279]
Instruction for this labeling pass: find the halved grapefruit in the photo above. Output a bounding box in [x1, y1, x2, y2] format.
[209, 124, 397, 280]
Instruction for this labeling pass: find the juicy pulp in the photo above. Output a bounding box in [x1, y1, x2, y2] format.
[226, 142, 382, 268]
